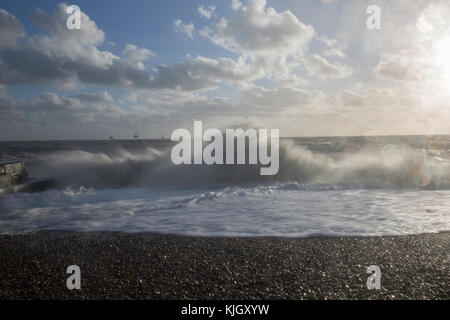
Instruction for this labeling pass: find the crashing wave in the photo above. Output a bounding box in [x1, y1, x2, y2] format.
[29, 140, 450, 189]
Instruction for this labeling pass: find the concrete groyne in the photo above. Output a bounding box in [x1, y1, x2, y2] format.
[0, 161, 53, 195]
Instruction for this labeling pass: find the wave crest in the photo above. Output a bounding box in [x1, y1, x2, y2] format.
[31, 140, 450, 189]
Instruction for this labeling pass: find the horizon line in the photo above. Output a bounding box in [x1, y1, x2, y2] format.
[1, 133, 450, 142]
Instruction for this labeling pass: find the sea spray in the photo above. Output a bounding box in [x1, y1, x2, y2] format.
[16, 138, 450, 189]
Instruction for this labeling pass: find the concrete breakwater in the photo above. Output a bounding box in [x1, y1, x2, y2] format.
[0, 161, 28, 188]
[0, 161, 53, 195]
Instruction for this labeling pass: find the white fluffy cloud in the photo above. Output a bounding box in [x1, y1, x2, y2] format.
[0, 4, 149, 88]
[324, 48, 346, 58]
[0, 2, 352, 95]
[305, 55, 353, 79]
[0, 5, 265, 92]
[31, 5, 105, 46]
[173, 19, 195, 38]
[199, 0, 352, 82]
[200, 0, 315, 57]
[123, 44, 156, 64]
[198, 5, 215, 19]
[148, 56, 263, 91]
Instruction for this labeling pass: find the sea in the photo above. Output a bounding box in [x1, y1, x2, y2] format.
[0, 136, 449, 237]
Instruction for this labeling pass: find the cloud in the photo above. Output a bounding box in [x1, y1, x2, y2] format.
[374, 46, 433, 82]
[200, 0, 315, 58]
[4, 0, 450, 138]
[0, 4, 154, 89]
[0, 9, 25, 49]
[17, 92, 90, 125]
[197, 0, 328, 85]
[0, 2, 351, 96]
[0, 86, 21, 121]
[338, 86, 422, 109]
[240, 86, 323, 109]
[0, 5, 258, 92]
[0, 88, 240, 139]
[2, 80, 448, 139]
[198, 5, 216, 19]
[369, 0, 450, 84]
[324, 48, 346, 58]
[317, 35, 337, 48]
[416, 1, 450, 36]
[148, 56, 263, 91]
[329, 85, 446, 135]
[31, 5, 104, 46]
[305, 55, 352, 79]
[374, 1, 450, 84]
[173, 19, 195, 38]
[316, 34, 347, 59]
[8, 91, 135, 131]
[75, 91, 114, 103]
[24, 92, 84, 112]
[123, 44, 156, 64]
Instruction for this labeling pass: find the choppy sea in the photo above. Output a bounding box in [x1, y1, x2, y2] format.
[0, 136, 449, 237]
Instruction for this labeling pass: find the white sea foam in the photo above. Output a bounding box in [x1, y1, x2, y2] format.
[0, 183, 449, 236]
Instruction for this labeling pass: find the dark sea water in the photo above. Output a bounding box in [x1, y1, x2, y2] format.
[0, 136, 449, 236]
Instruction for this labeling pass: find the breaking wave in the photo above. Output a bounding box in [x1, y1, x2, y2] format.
[30, 140, 450, 189]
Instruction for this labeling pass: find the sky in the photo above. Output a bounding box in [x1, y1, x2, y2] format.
[0, 0, 450, 140]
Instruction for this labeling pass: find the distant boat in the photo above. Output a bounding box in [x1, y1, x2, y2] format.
[109, 136, 114, 140]
[133, 133, 139, 139]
